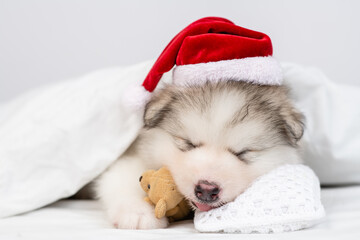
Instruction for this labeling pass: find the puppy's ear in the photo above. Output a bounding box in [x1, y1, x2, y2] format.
[144, 87, 175, 128]
[281, 105, 305, 146]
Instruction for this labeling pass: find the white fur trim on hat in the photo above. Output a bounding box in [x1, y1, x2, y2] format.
[172, 56, 283, 86]
[121, 84, 152, 111]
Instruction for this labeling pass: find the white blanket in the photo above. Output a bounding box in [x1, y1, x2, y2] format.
[0, 61, 159, 218]
[1, 61, 360, 218]
[194, 164, 325, 233]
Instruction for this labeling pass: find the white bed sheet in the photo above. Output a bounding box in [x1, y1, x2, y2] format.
[1, 186, 360, 240]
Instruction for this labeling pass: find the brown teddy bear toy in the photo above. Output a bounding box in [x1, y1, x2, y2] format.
[139, 167, 191, 222]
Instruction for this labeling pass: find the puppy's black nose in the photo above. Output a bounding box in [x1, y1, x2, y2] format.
[194, 180, 220, 203]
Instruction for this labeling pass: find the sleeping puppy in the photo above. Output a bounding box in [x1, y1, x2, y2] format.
[96, 80, 304, 229]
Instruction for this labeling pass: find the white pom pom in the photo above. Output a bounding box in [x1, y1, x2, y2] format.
[121, 84, 152, 111]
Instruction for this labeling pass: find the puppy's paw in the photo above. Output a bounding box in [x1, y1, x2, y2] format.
[113, 211, 168, 229]
[110, 200, 169, 229]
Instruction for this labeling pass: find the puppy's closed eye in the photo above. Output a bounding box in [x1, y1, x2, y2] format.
[173, 136, 202, 152]
[229, 149, 252, 163]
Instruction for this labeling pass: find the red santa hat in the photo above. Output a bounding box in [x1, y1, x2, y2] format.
[124, 17, 282, 109]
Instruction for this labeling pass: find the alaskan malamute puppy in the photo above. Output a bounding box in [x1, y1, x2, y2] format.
[96, 80, 304, 229]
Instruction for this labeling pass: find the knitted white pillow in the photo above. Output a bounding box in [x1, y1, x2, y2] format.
[194, 164, 325, 233]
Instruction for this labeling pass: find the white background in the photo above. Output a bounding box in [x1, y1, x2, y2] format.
[1, 0, 359, 103]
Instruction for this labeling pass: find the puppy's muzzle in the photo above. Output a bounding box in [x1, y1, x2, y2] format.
[194, 180, 220, 203]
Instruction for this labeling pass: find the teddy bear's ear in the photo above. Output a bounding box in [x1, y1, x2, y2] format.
[142, 170, 156, 178]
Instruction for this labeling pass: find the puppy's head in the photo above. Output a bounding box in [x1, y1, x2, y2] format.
[144, 81, 304, 211]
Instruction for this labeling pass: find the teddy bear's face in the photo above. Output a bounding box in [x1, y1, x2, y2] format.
[139, 170, 155, 194]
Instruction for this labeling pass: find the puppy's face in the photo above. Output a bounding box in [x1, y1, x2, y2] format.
[144, 81, 304, 211]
